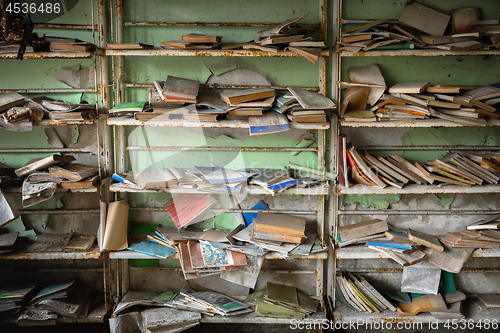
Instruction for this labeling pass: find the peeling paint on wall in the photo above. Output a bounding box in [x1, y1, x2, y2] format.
[342, 194, 401, 209]
[435, 193, 455, 209]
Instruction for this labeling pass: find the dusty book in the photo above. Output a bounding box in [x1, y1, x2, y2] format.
[48, 163, 98, 181]
[165, 193, 218, 229]
[15, 154, 76, 177]
[337, 219, 388, 243]
[407, 228, 444, 251]
[49, 42, 95, 52]
[163, 75, 200, 100]
[181, 33, 221, 43]
[253, 213, 306, 238]
[399, 1, 450, 36]
[220, 88, 275, 105]
[0, 92, 25, 112]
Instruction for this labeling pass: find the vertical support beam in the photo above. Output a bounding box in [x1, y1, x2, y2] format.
[116, 0, 127, 176]
[98, 0, 113, 178]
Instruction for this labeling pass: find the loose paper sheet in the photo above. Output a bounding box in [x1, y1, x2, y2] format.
[220, 254, 264, 289]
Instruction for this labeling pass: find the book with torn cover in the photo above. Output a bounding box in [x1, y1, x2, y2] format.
[165, 193, 218, 229]
[249, 112, 290, 135]
[48, 163, 98, 181]
[15, 154, 76, 177]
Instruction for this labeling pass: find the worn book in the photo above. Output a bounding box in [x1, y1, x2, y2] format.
[106, 43, 153, 49]
[0, 92, 25, 112]
[288, 46, 322, 64]
[253, 213, 306, 238]
[288, 87, 335, 109]
[109, 101, 146, 115]
[48, 163, 98, 181]
[134, 168, 180, 189]
[63, 235, 96, 252]
[163, 75, 200, 100]
[165, 193, 218, 229]
[15, 154, 76, 178]
[399, 1, 450, 36]
[181, 33, 221, 43]
[338, 219, 388, 243]
[220, 88, 275, 105]
[249, 112, 289, 135]
[30, 279, 77, 305]
[388, 81, 431, 94]
[49, 42, 95, 52]
[467, 214, 500, 230]
[183, 113, 218, 121]
[408, 228, 444, 251]
[59, 175, 99, 189]
[251, 222, 303, 244]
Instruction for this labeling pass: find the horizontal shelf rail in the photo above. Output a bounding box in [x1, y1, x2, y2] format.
[104, 49, 330, 57]
[338, 210, 500, 215]
[107, 118, 330, 129]
[338, 184, 500, 195]
[126, 146, 318, 152]
[19, 209, 100, 214]
[335, 246, 500, 259]
[0, 88, 98, 94]
[0, 51, 94, 59]
[125, 83, 320, 91]
[355, 146, 500, 151]
[124, 21, 321, 28]
[339, 119, 500, 128]
[110, 183, 329, 195]
[129, 207, 319, 215]
[34, 23, 97, 29]
[340, 49, 500, 57]
[0, 148, 91, 153]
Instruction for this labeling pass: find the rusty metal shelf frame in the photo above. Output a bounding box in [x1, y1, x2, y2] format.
[104, 48, 330, 57]
[335, 245, 500, 259]
[109, 183, 329, 195]
[340, 49, 500, 57]
[330, 0, 500, 323]
[104, 0, 330, 320]
[107, 117, 330, 129]
[0, 51, 94, 59]
[109, 250, 327, 260]
[340, 119, 500, 128]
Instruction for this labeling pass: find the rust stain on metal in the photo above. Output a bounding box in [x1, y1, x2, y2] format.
[34, 23, 97, 29]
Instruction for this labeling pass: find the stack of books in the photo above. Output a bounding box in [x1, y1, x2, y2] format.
[252, 282, 319, 318]
[248, 168, 300, 194]
[336, 271, 397, 313]
[161, 33, 222, 50]
[251, 213, 306, 245]
[339, 143, 500, 189]
[340, 64, 499, 124]
[338, 3, 500, 54]
[177, 240, 247, 280]
[173, 291, 252, 316]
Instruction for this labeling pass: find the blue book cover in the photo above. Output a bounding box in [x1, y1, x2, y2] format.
[267, 179, 300, 191]
[249, 112, 290, 136]
[366, 240, 414, 250]
[243, 200, 269, 228]
[127, 239, 177, 259]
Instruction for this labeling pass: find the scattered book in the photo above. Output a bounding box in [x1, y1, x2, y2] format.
[181, 33, 222, 43]
[163, 75, 200, 101]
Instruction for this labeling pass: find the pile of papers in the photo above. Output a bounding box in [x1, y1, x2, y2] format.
[0, 92, 97, 131]
[0, 279, 104, 325]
